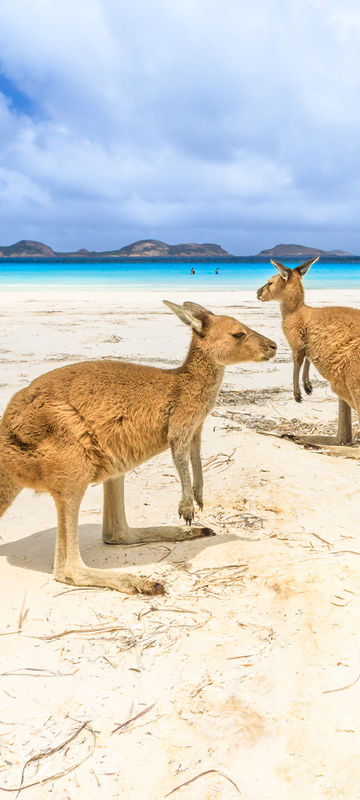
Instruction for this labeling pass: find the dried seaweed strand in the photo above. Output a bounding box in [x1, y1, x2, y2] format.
[138, 605, 199, 620]
[54, 587, 106, 597]
[1, 668, 76, 678]
[203, 449, 236, 473]
[30, 623, 133, 641]
[310, 532, 332, 547]
[111, 703, 155, 736]
[323, 672, 360, 694]
[17, 594, 29, 632]
[186, 564, 247, 576]
[139, 606, 212, 630]
[164, 769, 242, 797]
[158, 610, 213, 630]
[0, 721, 96, 796]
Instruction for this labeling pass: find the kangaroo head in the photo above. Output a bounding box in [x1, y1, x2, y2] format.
[257, 256, 319, 303]
[163, 300, 277, 365]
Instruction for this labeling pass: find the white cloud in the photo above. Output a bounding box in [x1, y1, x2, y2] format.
[0, 0, 359, 252]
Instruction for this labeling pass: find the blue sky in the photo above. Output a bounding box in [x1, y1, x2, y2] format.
[0, 0, 359, 254]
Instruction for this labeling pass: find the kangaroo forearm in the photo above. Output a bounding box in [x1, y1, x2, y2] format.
[302, 357, 313, 395]
[302, 357, 310, 384]
[171, 443, 192, 498]
[292, 349, 305, 402]
[190, 428, 203, 488]
[190, 427, 203, 510]
[170, 439, 194, 524]
[293, 362, 300, 392]
[293, 361, 302, 402]
[191, 447, 203, 489]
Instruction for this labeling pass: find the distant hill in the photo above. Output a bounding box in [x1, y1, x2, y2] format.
[256, 243, 354, 258]
[0, 239, 355, 260]
[0, 240, 56, 258]
[96, 239, 230, 258]
[0, 238, 230, 259]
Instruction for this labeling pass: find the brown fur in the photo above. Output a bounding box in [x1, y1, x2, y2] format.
[0, 301, 276, 594]
[257, 258, 360, 410]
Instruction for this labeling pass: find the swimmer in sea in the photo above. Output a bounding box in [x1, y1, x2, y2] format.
[215, 267, 219, 275]
[191, 267, 195, 275]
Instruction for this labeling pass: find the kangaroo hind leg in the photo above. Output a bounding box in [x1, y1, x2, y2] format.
[54, 487, 164, 595]
[102, 475, 214, 545]
[0, 465, 21, 517]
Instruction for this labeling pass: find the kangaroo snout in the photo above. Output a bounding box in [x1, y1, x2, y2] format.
[263, 339, 277, 360]
[257, 286, 266, 301]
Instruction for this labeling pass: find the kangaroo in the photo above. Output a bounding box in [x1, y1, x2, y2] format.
[257, 258, 360, 424]
[257, 257, 319, 402]
[0, 300, 276, 595]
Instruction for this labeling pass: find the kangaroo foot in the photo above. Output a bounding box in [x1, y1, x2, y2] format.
[57, 567, 165, 595]
[103, 524, 215, 544]
[178, 499, 195, 525]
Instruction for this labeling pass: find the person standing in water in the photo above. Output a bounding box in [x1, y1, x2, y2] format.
[191, 267, 195, 275]
[215, 267, 219, 275]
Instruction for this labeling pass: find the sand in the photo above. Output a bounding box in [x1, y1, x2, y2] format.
[1, 287, 360, 799]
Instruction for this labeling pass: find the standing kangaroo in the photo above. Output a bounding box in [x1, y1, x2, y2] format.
[0, 301, 276, 595]
[257, 257, 319, 403]
[257, 258, 360, 425]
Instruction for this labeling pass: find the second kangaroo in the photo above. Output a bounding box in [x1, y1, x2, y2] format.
[257, 257, 360, 417]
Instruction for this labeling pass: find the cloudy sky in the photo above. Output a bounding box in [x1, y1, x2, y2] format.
[0, 0, 359, 254]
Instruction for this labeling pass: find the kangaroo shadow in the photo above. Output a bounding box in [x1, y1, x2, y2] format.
[0, 523, 240, 577]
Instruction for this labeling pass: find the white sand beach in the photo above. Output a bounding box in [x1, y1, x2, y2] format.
[1, 287, 360, 799]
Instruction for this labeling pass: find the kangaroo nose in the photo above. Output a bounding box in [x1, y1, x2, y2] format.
[269, 341, 277, 351]
[256, 288, 262, 299]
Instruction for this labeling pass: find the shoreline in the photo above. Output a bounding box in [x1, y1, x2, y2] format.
[2, 285, 360, 299]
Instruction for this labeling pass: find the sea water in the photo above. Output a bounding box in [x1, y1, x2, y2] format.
[0, 259, 359, 290]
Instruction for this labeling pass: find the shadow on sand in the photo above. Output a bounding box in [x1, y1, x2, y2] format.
[0, 523, 239, 578]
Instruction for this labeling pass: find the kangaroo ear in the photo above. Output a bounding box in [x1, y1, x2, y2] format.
[295, 256, 319, 277]
[183, 301, 215, 316]
[163, 300, 204, 334]
[270, 259, 291, 282]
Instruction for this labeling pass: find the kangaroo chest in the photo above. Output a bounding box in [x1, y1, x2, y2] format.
[282, 315, 307, 352]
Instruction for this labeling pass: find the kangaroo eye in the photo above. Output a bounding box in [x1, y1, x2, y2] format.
[232, 331, 245, 339]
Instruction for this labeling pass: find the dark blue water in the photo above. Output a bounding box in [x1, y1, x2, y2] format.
[0, 260, 359, 289]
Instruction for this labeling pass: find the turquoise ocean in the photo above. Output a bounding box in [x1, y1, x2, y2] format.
[0, 259, 359, 290]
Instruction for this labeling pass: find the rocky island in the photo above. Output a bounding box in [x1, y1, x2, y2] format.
[0, 239, 230, 260]
[0, 239, 355, 260]
[256, 243, 353, 258]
